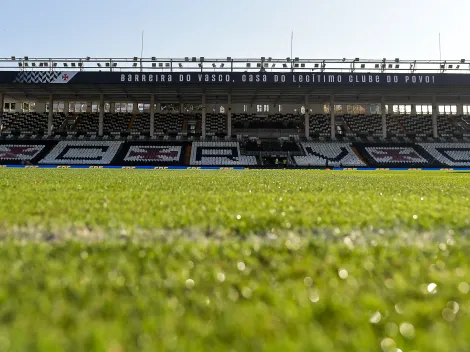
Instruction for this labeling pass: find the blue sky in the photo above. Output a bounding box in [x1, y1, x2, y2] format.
[1, 0, 469, 60]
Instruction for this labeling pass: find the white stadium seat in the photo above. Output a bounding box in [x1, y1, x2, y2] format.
[419, 143, 470, 166]
[40, 141, 123, 165]
[190, 141, 257, 166]
[294, 143, 365, 167]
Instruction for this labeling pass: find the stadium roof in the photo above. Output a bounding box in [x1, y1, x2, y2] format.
[1, 57, 470, 104]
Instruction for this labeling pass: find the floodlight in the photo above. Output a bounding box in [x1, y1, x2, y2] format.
[86, 57, 90, 61]
[294, 63, 299, 68]
[179, 63, 183, 68]
[63, 63, 68, 67]
[449, 65, 453, 69]
[342, 58, 346, 62]
[192, 57, 197, 62]
[71, 63, 76, 67]
[220, 63, 224, 68]
[213, 63, 216, 68]
[295, 57, 299, 62]
[227, 57, 232, 61]
[78, 63, 83, 67]
[200, 57, 205, 62]
[11, 56, 15, 60]
[198, 63, 202, 68]
[246, 63, 251, 68]
[395, 58, 400, 63]
[360, 64, 365, 69]
[286, 57, 291, 62]
[395, 64, 400, 69]
[53, 63, 57, 67]
[24, 63, 28, 67]
[39, 63, 43, 67]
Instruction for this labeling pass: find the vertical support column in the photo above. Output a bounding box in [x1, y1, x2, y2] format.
[48, 95, 54, 136]
[64, 101, 70, 116]
[99, 94, 104, 137]
[202, 94, 206, 139]
[381, 97, 387, 139]
[0, 93, 4, 134]
[227, 94, 232, 138]
[330, 95, 336, 139]
[150, 95, 155, 138]
[432, 96, 438, 138]
[156, 102, 161, 113]
[305, 95, 310, 139]
[457, 104, 464, 116]
[110, 102, 116, 113]
[132, 102, 139, 114]
[411, 104, 417, 115]
[388, 104, 394, 115]
[179, 103, 184, 114]
[87, 102, 92, 113]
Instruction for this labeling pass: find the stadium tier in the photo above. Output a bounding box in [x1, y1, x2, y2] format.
[2, 57, 470, 167]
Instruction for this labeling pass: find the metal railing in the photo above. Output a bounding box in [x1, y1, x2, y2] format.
[0, 57, 469, 74]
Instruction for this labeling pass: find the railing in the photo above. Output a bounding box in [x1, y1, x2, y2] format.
[0, 57, 469, 74]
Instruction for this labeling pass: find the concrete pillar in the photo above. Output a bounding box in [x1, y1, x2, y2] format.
[156, 103, 161, 113]
[305, 95, 310, 139]
[388, 104, 394, 115]
[381, 97, 387, 139]
[132, 103, 138, 114]
[48, 95, 54, 136]
[99, 94, 104, 136]
[330, 96, 336, 139]
[110, 102, 116, 113]
[227, 94, 232, 138]
[457, 104, 464, 115]
[411, 104, 417, 115]
[432, 96, 438, 138]
[87, 102, 93, 113]
[150, 95, 155, 138]
[202, 94, 206, 139]
[64, 101, 70, 115]
[179, 103, 184, 114]
[0, 93, 4, 135]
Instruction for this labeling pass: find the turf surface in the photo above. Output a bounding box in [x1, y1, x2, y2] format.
[0, 169, 469, 351]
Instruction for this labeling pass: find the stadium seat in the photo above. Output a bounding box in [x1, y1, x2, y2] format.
[190, 141, 257, 166]
[40, 141, 123, 165]
[294, 142, 365, 167]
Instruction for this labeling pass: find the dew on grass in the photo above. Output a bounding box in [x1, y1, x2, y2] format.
[242, 287, 253, 299]
[236, 214, 241, 220]
[217, 272, 225, 282]
[399, 322, 415, 339]
[380, 337, 396, 352]
[458, 282, 470, 294]
[413, 214, 418, 220]
[442, 308, 456, 322]
[427, 283, 438, 294]
[185, 279, 195, 289]
[338, 269, 348, 280]
[369, 311, 382, 324]
[304, 277, 313, 287]
[237, 261, 246, 271]
[309, 289, 320, 303]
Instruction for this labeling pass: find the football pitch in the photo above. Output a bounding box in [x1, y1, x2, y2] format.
[0, 169, 469, 351]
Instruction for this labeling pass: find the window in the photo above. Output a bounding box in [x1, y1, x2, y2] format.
[278, 104, 282, 112]
[220, 106, 225, 113]
[439, 105, 456, 115]
[300, 106, 306, 114]
[4, 103, 10, 111]
[417, 105, 432, 115]
[463, 105, 470, 115]
[263, 105, 269, 112]
[393, 105, 412, 115]
[243, 104, 248, 113]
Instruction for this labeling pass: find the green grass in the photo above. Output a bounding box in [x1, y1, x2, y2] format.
[0, 169, 470, 351]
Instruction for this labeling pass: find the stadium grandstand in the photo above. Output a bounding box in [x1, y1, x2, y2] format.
[1, 56, 470, 168]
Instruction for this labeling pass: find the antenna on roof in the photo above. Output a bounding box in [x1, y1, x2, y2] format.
[439, 32, 442, 63]
[140, 30, 144, 72]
